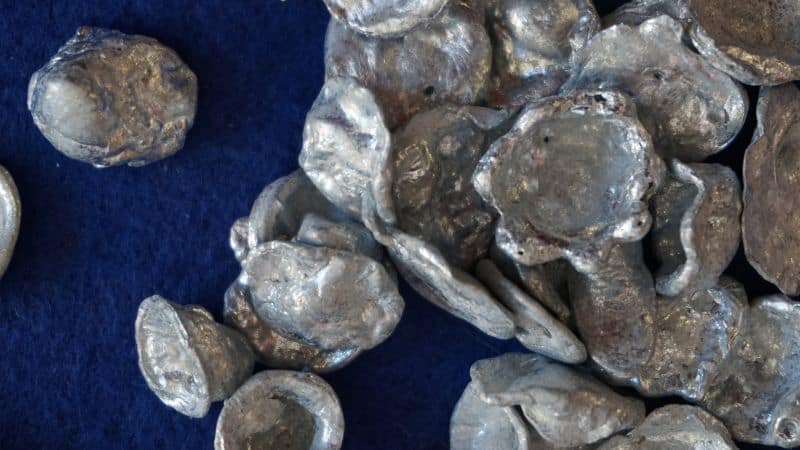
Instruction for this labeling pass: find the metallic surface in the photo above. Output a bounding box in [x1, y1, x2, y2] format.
[322, 0, 450, 38]
[0, 166, 20, 279]
[598, 405, 737, 450]
[377, 105, 507, 269]
[743, 83, 800, 295]
[604, 0, 691, 27]
[650, 160, 742, 297]
[295, 212, 384, 263]
[450, 381, 534, 450]
[473, 90, 663, 273]
[135, 295, 254, 418]
[702, 295, 800, 447]
[300, 77, 390, 218]
[636, 278, 747, 401]
[562, 16, 747, 162]
[324, 2, 491, 128]
[475, 259, 586, 364]
[484, 0, 598, 109]
[469, 353, 645, 447]
[362, 196, 515, 339]
[28, 27, 197, 167]
[567, 243, 656, 382]
[214, 370, 344, 450]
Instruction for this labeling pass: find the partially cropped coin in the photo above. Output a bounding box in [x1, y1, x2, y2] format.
[562, 16, 747, 162]
[322, 0, 450, 38]
[28, 27, 197, 167]
[324, 2, 491, 128]
[743, 83, 800, 295]
[650, 160, 742, 297]
[0, 166, 20, 279]
[215, 370, 344, 450]
[135, 295, 254, 418]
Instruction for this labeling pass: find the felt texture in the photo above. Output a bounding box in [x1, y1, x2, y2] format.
[0, 1, 782, 449]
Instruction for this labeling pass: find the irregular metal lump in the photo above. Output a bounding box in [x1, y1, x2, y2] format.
[28, 27, 197, 167]
[135, 295, 254, 418]
[450, 381, 535, 450]
[649, 160, 742, 297]
[322, 0, 450, 38]
[743, 83, 800, 295]
[324, 2, 491, 128]
[0, 166, 20, 279]
[214, 370, 344, 450]
[562, 16, 747, 161]
[473, 90, 663, 273]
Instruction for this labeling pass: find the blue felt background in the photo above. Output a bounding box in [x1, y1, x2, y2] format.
[0, 1, 783, 449]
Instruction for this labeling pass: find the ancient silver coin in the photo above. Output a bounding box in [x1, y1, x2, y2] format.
[135, 295, 254, 418]
[484, 0, 598, 108]
[214, 370, 344, 450]
[650, 160, 742, 297]
[300, 77, 390, 218]
[322, 0, 450, 38]
[561, 16, 747, 162]
[0, 166, 20, 279]
[473, 90, 663, 273]
[28, 27, 197, 167]
[743, 83, 800, 295]
[598, 404, 737, 450]
[324, 2, 491, 128]
[702, 295, 800, 447]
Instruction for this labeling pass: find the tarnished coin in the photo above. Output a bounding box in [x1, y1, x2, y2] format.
[562, 16, 747, 162]
[598, 405, 737, 450]
[324, 2, 491, 128]
[135, 295, 254, 418]
[28, 27, 197, 167]
[214, 370, 344, 450]
[568, 243, 656, 382]
[650, 160, 742, 297]
[362, 196, 515, 339]
[475, 259, 586, 364]
[702, 295, 800, 447]
[469, 353, 645, 447]
[743, 83, 800, 295]
[484, 0, 598, 108]
[322, 0, 450, 38]
[473, 90, 663, 273]
[376, 105, 508, 268]
[0, 166, 20, 279]
[299, 77, 390, 218]
[636, 278, 747, 401]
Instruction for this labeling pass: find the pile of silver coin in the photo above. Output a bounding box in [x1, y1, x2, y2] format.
[10, 0, 800, 448]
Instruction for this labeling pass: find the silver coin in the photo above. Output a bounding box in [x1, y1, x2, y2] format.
[650, 160, 742, 297]
[214, 370, 344, 450]
[135, 295, 254, 418]
[562, 16, 747, 162]
[28, 27, 197, 167]
[322, 0, 450, 38]
[0, 166, 20, 279]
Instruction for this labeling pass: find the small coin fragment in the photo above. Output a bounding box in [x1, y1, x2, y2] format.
[28, 27, 197, 167]
[324, 2, 491, 128]
[214, 370, 344, 450]
[650, 160, 742, 297]
[473, 90, 663, 273]
[568, 243, 656, 382]
[322, 0, 450, 38]
[743, 83, 800, 295]
[702, 295, 800, 447]
[0, 166, 20, 279]
[469, 353, 645, 447]
[300, 77, 390, 218]
[598, 404, 737, 450]
[135, 295, 255, 418]
[475, 259, 586, 364]
[562, 16, 747, 162]
[484, 0, 599, 108]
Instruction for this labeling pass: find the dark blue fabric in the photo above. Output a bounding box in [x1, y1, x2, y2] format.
[0, 1, 779, 449]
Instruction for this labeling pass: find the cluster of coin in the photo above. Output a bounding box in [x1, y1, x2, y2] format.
[15, 0, 800, 448]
